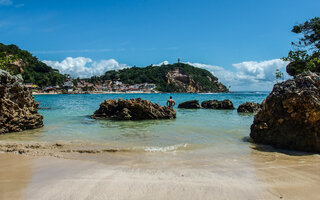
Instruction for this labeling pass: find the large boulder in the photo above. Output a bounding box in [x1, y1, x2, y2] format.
[237, 102, 261, 113]
[201, 99, 235, 109]
[0, 69, 43, 134]
[91, 98, 176, 120]
[250, 71, 320, 153]
[178, 100, 200, 109]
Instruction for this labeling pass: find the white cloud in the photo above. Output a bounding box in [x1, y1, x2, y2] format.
[43, 57, 130, 78]
[186, 59, 289, 91]
[0, 0, 12, 6]
[44, 57, 290, 91]
[154, 60, 169, 66]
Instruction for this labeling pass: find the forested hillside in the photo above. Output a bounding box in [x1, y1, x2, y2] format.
[0, 43, 66, 87]
[94, 63, 228, 93]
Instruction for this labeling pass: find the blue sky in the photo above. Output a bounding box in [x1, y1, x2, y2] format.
[1, 0, 320, 90]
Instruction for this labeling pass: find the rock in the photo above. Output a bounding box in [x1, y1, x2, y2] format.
[178, 100, 201, 109]
[250, 71, 320, 153]
[91, 98, 176, 120]
[201, 99, 235, 109]
[0, 69, 43, 134]
[166, 67, 228, 93]
[237, 102, 261, 113]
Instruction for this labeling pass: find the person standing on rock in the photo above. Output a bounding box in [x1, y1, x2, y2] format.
[167, 96, 176, 108]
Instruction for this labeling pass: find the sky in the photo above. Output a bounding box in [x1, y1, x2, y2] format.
[1, 0, 320, 91]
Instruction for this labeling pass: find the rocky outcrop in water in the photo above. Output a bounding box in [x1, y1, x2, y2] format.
[201, 99, 235, 109]
[250, 71, 320, 153]
[0, 69, 43, 134]
[91, 98, 176, 120]
[178, 100, 201, 109]
[237, 102, 261, 113]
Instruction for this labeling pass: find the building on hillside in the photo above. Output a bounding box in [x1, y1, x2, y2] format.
[23, 83, 39, 89]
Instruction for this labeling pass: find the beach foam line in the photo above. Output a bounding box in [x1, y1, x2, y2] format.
[0, 142, 201, 157]
[142, 143, 189, 152]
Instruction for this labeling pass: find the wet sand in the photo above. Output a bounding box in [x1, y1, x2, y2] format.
[0, 145, 319, 200]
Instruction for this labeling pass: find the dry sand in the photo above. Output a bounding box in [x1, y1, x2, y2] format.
[0, 146, 319, 200]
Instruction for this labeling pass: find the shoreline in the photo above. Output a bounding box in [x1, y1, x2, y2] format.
[32, 91, 157, 95]
[32, 91, 236, 95]
[0, 142, 319, 200]
[31, 91, 268, 95]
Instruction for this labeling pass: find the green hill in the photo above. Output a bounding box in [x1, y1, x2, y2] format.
[96, 63, 228, 93]
[0, 43, 66, 87]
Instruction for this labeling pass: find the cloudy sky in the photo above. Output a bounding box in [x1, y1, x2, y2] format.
[1, 0, 319, 90]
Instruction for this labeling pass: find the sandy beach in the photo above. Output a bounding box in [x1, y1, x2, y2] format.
[0, 143, 319, 200]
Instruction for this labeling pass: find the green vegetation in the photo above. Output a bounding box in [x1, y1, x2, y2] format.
[0, 43, 66, 87]
[275, 68, 284, 82]
[0, 52, 19, 75]
[96, 63, 226, 92]
[282, 17, 320, 76]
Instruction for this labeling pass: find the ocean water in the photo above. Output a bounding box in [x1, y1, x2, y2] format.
[0, 92, 269, 154]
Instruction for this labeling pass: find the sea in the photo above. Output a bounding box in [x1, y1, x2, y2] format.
[0, 92, 268, 152]
[3, 91, 320, 172]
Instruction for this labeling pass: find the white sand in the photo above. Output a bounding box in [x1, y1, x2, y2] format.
[0, 151, 319, 200]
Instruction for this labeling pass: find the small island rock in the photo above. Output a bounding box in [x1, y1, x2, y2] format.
[237, 102, 261, 113]
[0, 69, 43, 134]
[91, 98, 176, 120]
[178, 100, 201, 109]
[250, 71, 320, 153]
[201, 99, 235, 109]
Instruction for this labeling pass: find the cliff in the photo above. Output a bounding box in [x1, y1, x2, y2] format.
[166, 67, 227, 93]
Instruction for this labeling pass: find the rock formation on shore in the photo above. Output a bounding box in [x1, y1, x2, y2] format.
[237, 102, 261, 113]
[250, 71, 320, 153]
[91, 98, 176, 120]
[178, 100, 201, 109]
[201, 100, 235, 109]
[0, 69, 43, 134]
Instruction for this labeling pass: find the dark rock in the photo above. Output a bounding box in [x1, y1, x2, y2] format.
[0, 69, 43, 134]
[178, 100, 200, 109]
[250, 71, 320, 153]
[201, 99, 235, 109]
[237, 102, 261, 113]
[91, 98, 176, 120]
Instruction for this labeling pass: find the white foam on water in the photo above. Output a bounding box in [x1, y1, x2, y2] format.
[143, 143, 188, 152]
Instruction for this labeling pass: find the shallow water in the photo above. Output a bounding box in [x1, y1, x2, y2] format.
[2, 92, 320, 200]
[0, 92, 268, 154]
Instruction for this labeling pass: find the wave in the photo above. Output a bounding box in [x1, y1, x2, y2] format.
[0, 142, 199, 156]
[142, 143, 189, 152]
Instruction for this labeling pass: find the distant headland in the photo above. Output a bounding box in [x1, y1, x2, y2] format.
[0, 43, 228, 94]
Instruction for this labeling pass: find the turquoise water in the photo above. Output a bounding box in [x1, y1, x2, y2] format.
[0, 92, 268, 153]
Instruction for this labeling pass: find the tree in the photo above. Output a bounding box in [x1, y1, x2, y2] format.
[0, 52, 19, 75]
[275, 69, 284, 82]
[282, 17, 320, 76]
[291, 17, 320, 50]
[0, 43, 67, 86]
